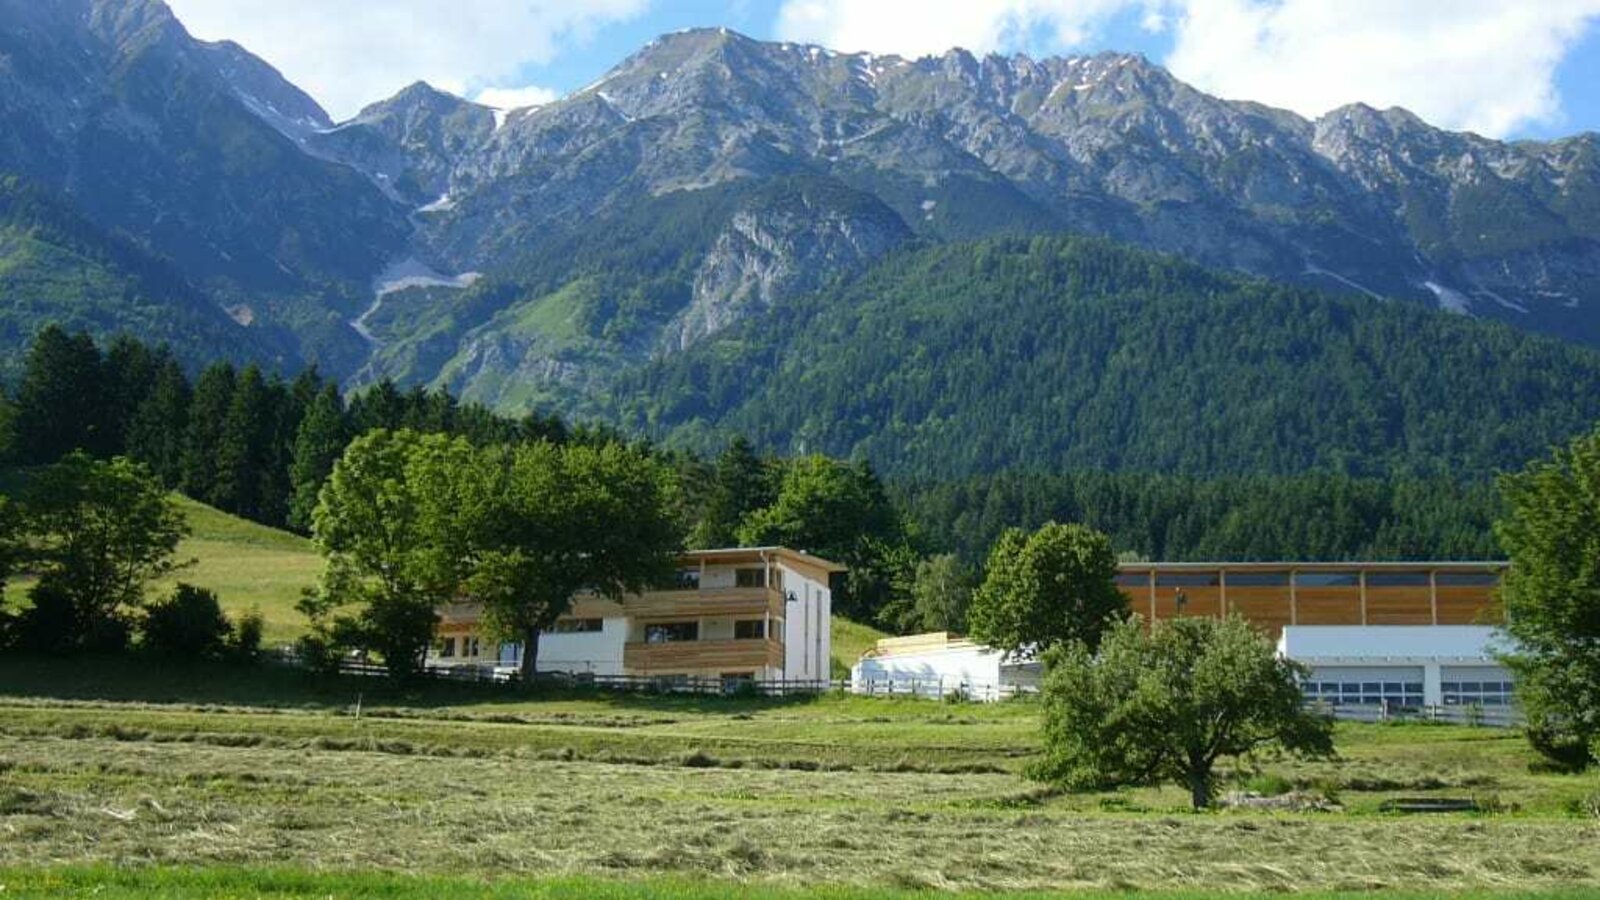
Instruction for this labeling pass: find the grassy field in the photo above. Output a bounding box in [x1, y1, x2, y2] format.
[6, 501, 1600, 895]
[3, 657, 1600, 896]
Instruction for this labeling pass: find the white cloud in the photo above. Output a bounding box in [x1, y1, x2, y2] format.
[772, 0, 1600, 138]
[473, 85, 561, 110]
[774, 0, 1137, 58]
[1164, 0, 1600, 138]
[165, 0, 650, 120]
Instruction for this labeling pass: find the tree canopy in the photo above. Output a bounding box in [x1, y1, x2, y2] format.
[1496, 424, 1600, 769]
[968, 522, 1126, 657]
[1030, 615, 1335, 809]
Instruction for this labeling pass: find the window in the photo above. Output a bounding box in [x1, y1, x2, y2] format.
[1156, 572, 1220, 587]
[1442, 680, 1515, 707]
[1226, 572, 1290, 587]
[1436, 572, 1500, 587]
[734, 620, 766, 640]
[1295, 571, 1359, 587]
[645, 622, 699, 643]
[1366, 572, 1429, 587]
[438, 637, 456, 658]
[673, 569, 701, 590]
[463, 637, 480, 657]
[736, 567, 768, 588]
[1303, 678, 1424, 707]
[1114, 573, 1150, 587]
[552, 618, 604, 634]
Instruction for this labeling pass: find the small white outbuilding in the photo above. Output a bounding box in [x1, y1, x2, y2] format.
[850, 633, 1040, 700]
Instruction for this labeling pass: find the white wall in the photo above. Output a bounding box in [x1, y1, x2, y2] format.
[530, 618, 627, 676]
[853, 645, 1004, 694]
[777, 561, 831, 681]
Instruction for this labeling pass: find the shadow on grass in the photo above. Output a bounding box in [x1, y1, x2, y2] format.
[0, 655, 829, 716]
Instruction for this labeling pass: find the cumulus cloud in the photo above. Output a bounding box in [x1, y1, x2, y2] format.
[165, 0, 649, 120]
[1165, 0, 1600, 138]
[473, 85, 561, 110]
[773, 0, 1600, 137]
[774, 0, 1137, 59]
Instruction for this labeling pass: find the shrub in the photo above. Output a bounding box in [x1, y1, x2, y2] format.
[17, 577, 87, 655]
[142, 584, 230, 660]
[230, 608, 264, 662]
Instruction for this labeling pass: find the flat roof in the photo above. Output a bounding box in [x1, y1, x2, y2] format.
[683, 546, 847, 573]
[1118, 561, 1507, 571]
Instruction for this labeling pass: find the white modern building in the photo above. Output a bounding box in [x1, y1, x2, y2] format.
[1281, 625, 1514, 708]
[428, 547, 842, 684]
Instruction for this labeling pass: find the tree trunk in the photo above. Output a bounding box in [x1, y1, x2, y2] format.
[519, 626, 541, 683]
[1188, 766, 1212, 810]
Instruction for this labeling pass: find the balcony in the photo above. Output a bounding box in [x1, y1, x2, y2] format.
[572, 586, 786, 622]
[623, 638, 783, 674]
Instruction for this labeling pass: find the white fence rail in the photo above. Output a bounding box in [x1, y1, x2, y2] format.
[1308, 701, 1522, 728]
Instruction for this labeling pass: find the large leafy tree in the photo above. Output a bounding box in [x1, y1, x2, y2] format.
[968, 522, 1126, 657]
[1496, 424, 1600, 769]
[886, 553, 975, 634]
[22, 453, 188, 651]
[1031, 615, 1334, 809]
[306, 430, 493, 679]
[737, 455, 909, 621]
[475, 440, 682, 680]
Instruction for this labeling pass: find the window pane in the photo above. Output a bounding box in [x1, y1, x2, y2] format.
[1366, 572, 1430, 587]
[1156, 572, 1220, 587]
[1226, 571, 1291, 587]
[734, 620, 766, 640]
[1295, 572, 1359, 587]
[1435, 572, 1500, 586]
[736, 568, 768, 588]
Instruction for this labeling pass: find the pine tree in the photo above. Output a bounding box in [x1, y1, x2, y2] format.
[126, 355, 192, 487]
[288, 384, 349, 532]
[13, 326, 105, 464]
[214, 365, 272, 518]
[101, 335, 159, 454]
[180, 363, 236, 505]
[690, 436, 772, 548]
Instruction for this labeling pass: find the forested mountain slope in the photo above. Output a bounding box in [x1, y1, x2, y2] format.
[616, 235, 1600, 480]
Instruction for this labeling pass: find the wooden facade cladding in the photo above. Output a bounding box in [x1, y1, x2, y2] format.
[623, 638, 782, 673]
[568, 587, 786, 622]
[1115, 562, 1505, 638]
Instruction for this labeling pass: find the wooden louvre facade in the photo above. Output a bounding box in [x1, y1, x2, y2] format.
[1115, 562, 1506, 638]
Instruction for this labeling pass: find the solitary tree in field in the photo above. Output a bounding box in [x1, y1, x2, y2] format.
[968, 522, 1126, 658]
[1030, 615, 1334, 810]
[1496, 424, 1600, 770]
[474, 440, 681, 680]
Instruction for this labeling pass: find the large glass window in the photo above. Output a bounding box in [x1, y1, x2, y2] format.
[1436, 572, 1500, 587]
[1226, 571, 1291, 587]
[645, 622, 699, 643]
[1366, 572, 1430, 587]
[438, 637, 456, 658]
[736, 568, 768, 588]
[1442, 680, 1515, 706]
[1295, 571, 1359, 587]
[1302, 678, 1424, 707]
[1156, 572, 1220, 587]
[1114, 573, 1150, 587]
[734, 620, 766, 640]
[673, 569, 701, 590]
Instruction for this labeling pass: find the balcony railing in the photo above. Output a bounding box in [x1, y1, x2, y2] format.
[623, 638, 783, 673]
[573, 586, 785, 621]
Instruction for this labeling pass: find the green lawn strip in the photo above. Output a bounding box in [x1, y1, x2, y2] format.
[2, 866, 1596, 899]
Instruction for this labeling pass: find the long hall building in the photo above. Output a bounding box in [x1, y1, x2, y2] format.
[1114, 561, 1505, 637]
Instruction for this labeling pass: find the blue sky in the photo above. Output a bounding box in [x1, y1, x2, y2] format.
[168, 0, 1600, 141]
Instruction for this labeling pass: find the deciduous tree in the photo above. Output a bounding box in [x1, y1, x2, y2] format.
[1496, 424, 1600, 769]
[475, 441, 682, 680]
[968, 522, 1126, 658]
[1031, 615, 1334, 809]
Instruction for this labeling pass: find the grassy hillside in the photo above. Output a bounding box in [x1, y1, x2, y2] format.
[161, 496, 325, 643]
